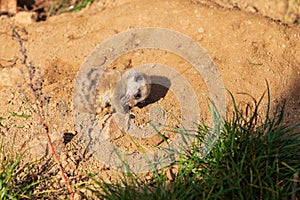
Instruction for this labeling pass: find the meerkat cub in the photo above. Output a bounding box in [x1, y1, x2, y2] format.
[95, 69, 151, 115]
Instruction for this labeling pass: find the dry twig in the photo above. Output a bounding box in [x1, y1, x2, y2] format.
[12, 28, 75, 199]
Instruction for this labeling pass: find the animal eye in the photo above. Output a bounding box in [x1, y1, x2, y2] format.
[134, 89, 142, 100]
[135, 75, 143, 82]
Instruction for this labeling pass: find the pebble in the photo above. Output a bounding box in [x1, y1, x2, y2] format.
[198, 27, 204, 33]
[28, 135, 48, 157]
[14, 11, 37, 24]
[0, 67, 21, 87]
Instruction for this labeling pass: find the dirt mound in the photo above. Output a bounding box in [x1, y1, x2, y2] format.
[0, 0, 299, 197]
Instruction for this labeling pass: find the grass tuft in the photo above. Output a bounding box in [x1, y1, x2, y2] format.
[183, 88, 300, 199]
[0, 141, 43, 199]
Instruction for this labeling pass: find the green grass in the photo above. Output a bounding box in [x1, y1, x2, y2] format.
[82, 86, 300, 199]
[72, 0, 95, 12]
[48, 0, 94, 17]
[0, 112, 48, 199]
[0, 141, 43, 199]
[180, 89, 300, 199]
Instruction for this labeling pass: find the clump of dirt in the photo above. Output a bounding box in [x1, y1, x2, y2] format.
[0, 0, 299, 197]
[210, 0, 300, 24]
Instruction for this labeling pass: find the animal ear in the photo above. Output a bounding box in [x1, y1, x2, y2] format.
[134, 75, 143, 82]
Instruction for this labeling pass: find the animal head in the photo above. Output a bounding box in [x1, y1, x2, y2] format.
[120, 70, 151, 108]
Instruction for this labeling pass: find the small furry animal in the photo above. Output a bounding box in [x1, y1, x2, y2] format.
[95, 69, 151, 115]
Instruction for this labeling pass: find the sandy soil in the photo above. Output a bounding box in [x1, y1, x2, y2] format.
[0, 0, 299, 197]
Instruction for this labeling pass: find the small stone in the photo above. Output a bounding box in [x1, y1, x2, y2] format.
[246, 6, 258, 13]
[28, 135, 48, 156]
[0, 67, 21, 87]
[198, 27, 204, 33]
[14, 11, 37, 24]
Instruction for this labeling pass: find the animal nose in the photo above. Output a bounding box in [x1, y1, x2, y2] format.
[128, 97, 135, 107]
